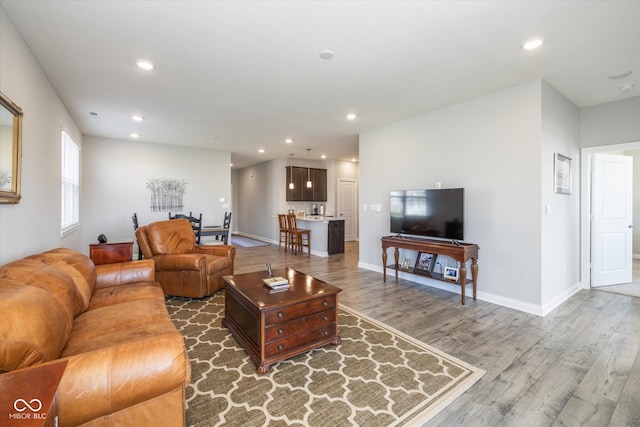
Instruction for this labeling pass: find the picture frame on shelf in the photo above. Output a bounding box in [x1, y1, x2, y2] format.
[444, 266, 459, 282]
[414, 252, 436, 274]
[400, 257, 411, 271]
[554, 153, 571, 195]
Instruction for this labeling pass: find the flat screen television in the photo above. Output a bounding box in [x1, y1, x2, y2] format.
[390, 188, 464, 241]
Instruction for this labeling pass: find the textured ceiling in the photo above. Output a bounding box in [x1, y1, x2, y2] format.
[1, 1, 638, 168]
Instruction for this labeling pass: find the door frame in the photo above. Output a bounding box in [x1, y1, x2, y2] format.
[580, 141, 640, 289]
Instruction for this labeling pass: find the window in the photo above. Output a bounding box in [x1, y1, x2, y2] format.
[61, 130, 80, 236]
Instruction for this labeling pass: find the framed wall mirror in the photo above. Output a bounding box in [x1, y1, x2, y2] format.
[0, 91, 23, 204]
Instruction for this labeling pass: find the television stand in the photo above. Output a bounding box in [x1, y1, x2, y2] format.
[381, 236, 479, 305]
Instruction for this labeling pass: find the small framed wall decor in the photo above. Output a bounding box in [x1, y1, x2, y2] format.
[444, 266, 459, 282]
[554, 153, 571, 195]
[414, 252, 436, 274]
[400, 257, 411, 271]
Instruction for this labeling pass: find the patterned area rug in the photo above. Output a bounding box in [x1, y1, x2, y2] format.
[166, 293, 484, 427]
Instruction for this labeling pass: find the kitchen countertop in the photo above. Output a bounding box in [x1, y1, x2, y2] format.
[296, 216, 345, 222]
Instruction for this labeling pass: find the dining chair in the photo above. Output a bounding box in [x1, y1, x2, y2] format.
[278, 214, 289, 252]
[131, 213, 143, 260]
[286, 214, 310, 256]
[222, 212, 232, 245]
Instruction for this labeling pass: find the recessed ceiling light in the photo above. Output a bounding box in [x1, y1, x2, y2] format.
[131, 115, 144, 121]
[351, 158, 357, 162]
[522, 38, 544, 50]
[285, 138, 293, 144]
[346, 113, 357, 120]
[620, 83, 635, 92]
[136, 60, 154, 70]
[319, 50, 335, 60]
[258, 149, 265, 153]
[321, 154, 326, 159]
[130, 133, 140, 138]
[609, 70, 634, 80]
[230, 163, 233, 167]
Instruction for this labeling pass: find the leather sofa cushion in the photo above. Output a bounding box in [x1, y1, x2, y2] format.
[146, 218, 196, 255]
[58, 332, 189, 426]
[0, 259, 84, 319]
[89, 281, 164, 311]
[61, 297, 178, 356]
[0, 281, 72, 372]
[26, 248, 96, 312]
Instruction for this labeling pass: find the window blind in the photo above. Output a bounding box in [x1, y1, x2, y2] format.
[61, 130, 80, 236]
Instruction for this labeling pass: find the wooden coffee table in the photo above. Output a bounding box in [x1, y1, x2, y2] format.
[222, 267, 342, 373]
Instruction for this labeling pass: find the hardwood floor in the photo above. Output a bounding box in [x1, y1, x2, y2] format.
[232, 241, 640, 426]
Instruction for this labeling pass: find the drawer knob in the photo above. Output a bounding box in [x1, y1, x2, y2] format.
[322, 300, 328, 306]
[277, 312, 284, 318]
[323, 331, 329, 336]
[323, 315, 328, 321]
[278, 328, 284, 335]
[277, 344, 284, 351]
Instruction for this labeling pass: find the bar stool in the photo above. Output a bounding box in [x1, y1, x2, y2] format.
[278, 214, 289, 252]
[287, 214, 310, 256]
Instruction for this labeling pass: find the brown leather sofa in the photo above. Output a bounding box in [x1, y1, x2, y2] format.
[136, 218, 236, 298]
[0, 248, 190, 426]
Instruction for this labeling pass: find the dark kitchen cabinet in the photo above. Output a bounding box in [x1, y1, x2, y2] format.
[286, 167, 327, 202]
[327, 220, 345, 254]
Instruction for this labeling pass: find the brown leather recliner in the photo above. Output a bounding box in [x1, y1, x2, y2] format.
[136, 218, 236, 298]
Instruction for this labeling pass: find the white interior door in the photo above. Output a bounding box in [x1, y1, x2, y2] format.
[338, 179, 357, 241]
[591, 153, 633, 287]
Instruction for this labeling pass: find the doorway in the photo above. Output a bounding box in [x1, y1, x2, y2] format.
[337, 178, 358, 241]
[581, 141, 640, 297]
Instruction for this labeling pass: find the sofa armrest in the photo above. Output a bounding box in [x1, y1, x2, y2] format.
[57, 333, 190, 426]
[95, 260, 156, 289]
[196, 244, 236, 259]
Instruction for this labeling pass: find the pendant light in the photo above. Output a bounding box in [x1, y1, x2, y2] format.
[288, 154, 295, 189]
[306, 148, 312, 188]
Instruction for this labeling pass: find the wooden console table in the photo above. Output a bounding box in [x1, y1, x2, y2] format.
[89, 239, 133, 265]
[381, 236, 479, 305]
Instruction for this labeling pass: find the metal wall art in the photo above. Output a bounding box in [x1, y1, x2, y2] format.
[146, 178, 187, 212]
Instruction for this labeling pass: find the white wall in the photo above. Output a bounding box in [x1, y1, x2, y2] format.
[82, 135, 231, 253]
[359, 81, 551, 313]
[540, 81, 581, 311]
[580, 96, 640, 148]
[235, 159, 283, 241]
[0, 6, 83, 264]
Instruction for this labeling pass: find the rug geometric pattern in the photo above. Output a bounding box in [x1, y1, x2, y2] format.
[166, 293, 484, 427]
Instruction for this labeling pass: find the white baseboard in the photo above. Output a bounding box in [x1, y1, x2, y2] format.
[358, 262, 583, 317]
[540, 283, 582, 316]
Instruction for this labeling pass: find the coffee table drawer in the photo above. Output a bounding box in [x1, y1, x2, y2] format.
[265, 310, 336, 342]
[265, 296, 336, 325]
[265, 323, 337, 358]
